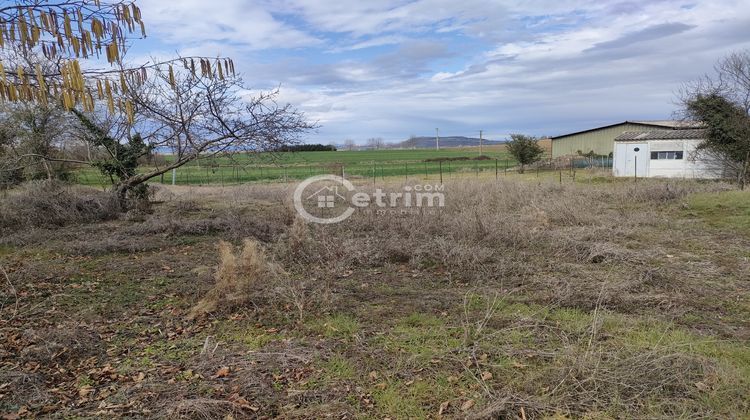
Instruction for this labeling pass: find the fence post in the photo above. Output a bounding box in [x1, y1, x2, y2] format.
[495, 159, 498, 180]
[439, 161, 443, 184]
[559, 170, 562, 184]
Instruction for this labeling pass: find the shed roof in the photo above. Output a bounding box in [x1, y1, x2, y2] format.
[614, 129, 708, 141]
[551, 120, 703, 140]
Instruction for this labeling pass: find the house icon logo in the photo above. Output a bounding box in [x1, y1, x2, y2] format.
[306, 185, 347, 209]
[293, 175, 356, 224]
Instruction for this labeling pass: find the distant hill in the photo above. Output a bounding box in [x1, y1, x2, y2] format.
[397, 136, 505, 149]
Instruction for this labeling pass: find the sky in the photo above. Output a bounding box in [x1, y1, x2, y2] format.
[129, 0, 750, 144]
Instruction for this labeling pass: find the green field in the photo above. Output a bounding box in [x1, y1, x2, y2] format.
[75, 148, 520, 186]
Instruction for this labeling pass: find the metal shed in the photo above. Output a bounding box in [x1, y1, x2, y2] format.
[612, 129, 722, 179]
[551, 120, 703, 158]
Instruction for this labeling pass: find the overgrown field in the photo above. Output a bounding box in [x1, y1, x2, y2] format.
[1, 177, 749, 418]
[74, 147, 521, 187]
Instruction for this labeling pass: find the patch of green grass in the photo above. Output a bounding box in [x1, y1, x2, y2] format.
[370, 377, 476, 418]
[0, 244, 14, 257]
[308, 314, 360, 339]
[380, 313, 460, 362]
[321, 355, 356, 381]
[686, 190, 750, 234]
[399, 312, 444, 328]
[214, 321, 276, 349]
[370, 383, 426, 418]
[142, 337, 201, 363]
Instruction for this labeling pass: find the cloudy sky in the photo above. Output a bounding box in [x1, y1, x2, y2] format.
[132, 0, 750, 143]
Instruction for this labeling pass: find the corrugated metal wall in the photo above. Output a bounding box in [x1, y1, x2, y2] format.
[551, 124, 654, 158]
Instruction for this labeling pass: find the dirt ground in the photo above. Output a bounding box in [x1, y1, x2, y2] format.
[1, 176, 748, 419]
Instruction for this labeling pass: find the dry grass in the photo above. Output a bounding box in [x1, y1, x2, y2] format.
[189, 239, 283, 318]
[0, 181, 119, 233]
[1, 177, 748, 418]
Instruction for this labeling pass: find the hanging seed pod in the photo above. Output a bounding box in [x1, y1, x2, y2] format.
[35, 63, 47, 104]
[125, 99, 134, 124]
[105, 79, 114, 113]
[96, 79, 103, 99]
[168, 64, 175, 87]
[120, 71, 127, 93]
[217, 60, 223, 80]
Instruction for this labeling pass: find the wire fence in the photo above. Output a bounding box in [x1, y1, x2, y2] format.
[74, 155, 614, 187]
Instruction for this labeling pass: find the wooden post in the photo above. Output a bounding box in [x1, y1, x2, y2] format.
[439, 161, 443, 184]
[495, 159, 498, 180]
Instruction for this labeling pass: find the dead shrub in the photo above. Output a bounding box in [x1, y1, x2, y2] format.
[533, 348, 716, 417]
[166, 398, 245, 419]
[189, 239, 284, 318]
[0, 181, 119, 232]
[0, 371, 50, 409]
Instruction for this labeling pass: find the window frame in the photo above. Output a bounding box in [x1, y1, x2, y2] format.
[650, 151, 684, 160]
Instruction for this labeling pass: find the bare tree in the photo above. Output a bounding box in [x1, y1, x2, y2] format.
[95, 60, 316, 202]
[680, 50, 750, 188]
[343, 139, 356, 151]
[366, 137, 385, 150]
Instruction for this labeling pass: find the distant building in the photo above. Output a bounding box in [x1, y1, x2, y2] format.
[551, 120, 703, 158]
[612, 129, 723, 179]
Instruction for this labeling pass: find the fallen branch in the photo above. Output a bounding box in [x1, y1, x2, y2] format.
[0, 263, 18, 321]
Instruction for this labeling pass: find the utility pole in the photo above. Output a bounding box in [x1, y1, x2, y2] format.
[435, 128, 440, 150]
[479, 130, 483, 156]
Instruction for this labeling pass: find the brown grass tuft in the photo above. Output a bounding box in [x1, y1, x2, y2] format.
[189, 239, 282, 318]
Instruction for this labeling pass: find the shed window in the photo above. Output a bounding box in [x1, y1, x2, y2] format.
[650, 151, 683, 160]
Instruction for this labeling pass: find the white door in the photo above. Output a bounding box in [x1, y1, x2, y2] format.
[614, 143, 649, 177]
